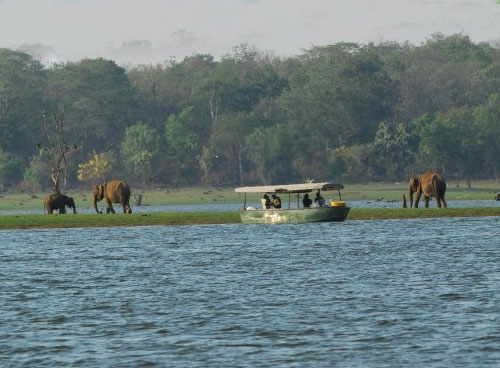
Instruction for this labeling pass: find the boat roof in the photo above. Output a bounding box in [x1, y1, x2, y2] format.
[235, 182, 344, 194]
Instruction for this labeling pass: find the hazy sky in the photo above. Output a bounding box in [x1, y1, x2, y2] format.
[1, 0, 500, 64]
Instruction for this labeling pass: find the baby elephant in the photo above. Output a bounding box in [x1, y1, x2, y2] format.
[44, 193, 77, 214]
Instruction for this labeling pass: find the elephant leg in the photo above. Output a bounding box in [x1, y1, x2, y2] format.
[48, 208, 53, 214]
[424, 196, 430, 208]
[435, 196, 442, 208]
[106, 199, 115, 214]
[415, 191, 422, 208]
[438, 194, 448, 208]
[60, 206, 66, 214]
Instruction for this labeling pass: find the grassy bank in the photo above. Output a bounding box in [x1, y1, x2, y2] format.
[1, 207, 500, 230]
[1, 180, 500, 212]
[0, 212, 241, 230]
[347, 207, 500, 220]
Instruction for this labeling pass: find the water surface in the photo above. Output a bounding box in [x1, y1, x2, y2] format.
[1, 217, 500, 366]
[1, 199, 498, 215]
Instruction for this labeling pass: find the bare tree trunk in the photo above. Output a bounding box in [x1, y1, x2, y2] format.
[209, 81, 218, 129]
[41, 107, 79, 194]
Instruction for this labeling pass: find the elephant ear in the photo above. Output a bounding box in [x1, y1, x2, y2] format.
[409, 177, 418, 190]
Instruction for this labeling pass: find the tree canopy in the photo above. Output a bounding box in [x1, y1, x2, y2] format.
[2, 34, 500, 190]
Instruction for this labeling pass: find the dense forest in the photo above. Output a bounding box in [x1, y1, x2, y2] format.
[1, 33, 500, 191]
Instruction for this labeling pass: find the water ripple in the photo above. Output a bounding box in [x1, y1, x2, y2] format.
[1, 218, 500, 366]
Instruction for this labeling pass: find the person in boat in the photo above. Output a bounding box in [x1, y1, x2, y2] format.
[262, 194, 271, 209]
[303, 193, 312, 208]
[272, 194, 282, 209]
[314, 190, 325, 207]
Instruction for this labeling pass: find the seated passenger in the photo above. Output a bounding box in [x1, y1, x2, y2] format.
[314, 190, 325, 207]
[264, 193, 271, 209]
[303, 193, 312, 208]
[261, 194, 271, 209]
[272, 194, 282, 209]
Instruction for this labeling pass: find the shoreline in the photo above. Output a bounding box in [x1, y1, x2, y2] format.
[1, 207, 500, 230]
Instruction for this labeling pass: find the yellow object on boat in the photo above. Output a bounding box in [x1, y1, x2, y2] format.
[330, 201, 346, 207]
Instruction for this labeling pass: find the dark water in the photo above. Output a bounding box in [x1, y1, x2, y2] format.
[2, 217, 500, 367]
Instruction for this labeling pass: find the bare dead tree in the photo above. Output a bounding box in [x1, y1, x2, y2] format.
[39, 107, 79, 193]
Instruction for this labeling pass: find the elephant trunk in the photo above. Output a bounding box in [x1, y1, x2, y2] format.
[72, 206, 77, 214]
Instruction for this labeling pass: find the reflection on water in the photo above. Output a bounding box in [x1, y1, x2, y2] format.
[1, 200, 498, 215]
[1, 217, 500, 366]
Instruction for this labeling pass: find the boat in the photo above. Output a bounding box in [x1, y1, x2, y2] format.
[235, 182, 350, 224]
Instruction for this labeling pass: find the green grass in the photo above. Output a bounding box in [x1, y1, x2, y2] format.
[1, 180, 499, 212]
[1, 207, 500, 230]
[0, 180, 500, 211]
[348, 207, 500, 220]
[0, 187, 244, 211]
[0, 212, 241, 230]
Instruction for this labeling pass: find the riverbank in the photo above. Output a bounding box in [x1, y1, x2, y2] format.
[1, 207, 500, 230]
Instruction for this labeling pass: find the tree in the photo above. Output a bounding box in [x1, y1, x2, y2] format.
[474, 93, 500, 179]
[413, 108, 479, 178]
[45, 58, 136, 154]
[374, 121, 418, 179]
[122, 123, 159, 186]
[0, 151, 23, 190]
[77, 151, 110, 183]
[39, 108, 79, 193]
[0, 48, 45, 157]
[326, 144, 378, 182]
[23, 151, 51, 191]
[164, 106, 202, 183]
[276, 42, 395, 175]
[245, 123, 301, 184]
[200, 112, 255, 185]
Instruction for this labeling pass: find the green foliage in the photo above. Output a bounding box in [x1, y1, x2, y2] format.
[326, 144, 378, 182]
[165, 106, 199, 157]
[245, 123, 301, 184]
[45, 58, 135, 152]
[2, 34, 500, 188]
[413, 108, 480, 177]
[374, 121, 418, 178]
[473, 93, 500, 177]
[122, 123, 159, 185]
[0, 49, 45, 156]
[200, 112, 256, 185]
[164, 106, 202, 182]
[0, 152, 24, 189]
[23, 151, 51, 191]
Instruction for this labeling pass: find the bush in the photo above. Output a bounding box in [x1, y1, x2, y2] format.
[23, 152, 51, 191]
[0, 152, 24, 190]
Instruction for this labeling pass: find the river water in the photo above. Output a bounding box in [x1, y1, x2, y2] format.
[1, 199, 498, 215]
[2, 217, 500, 367]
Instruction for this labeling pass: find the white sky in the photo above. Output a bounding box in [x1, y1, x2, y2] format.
[1, 0, 500, 65]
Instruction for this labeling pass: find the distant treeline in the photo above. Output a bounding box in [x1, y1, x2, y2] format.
[1, 33, 500, 191]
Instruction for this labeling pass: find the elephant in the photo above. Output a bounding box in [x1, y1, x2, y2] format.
[409, 173, 447, 208]
[44, 193, 77, 214]
[93, 180, 132, 214]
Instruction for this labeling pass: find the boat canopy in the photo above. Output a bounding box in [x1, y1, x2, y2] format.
[235, 182, 344, 194]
